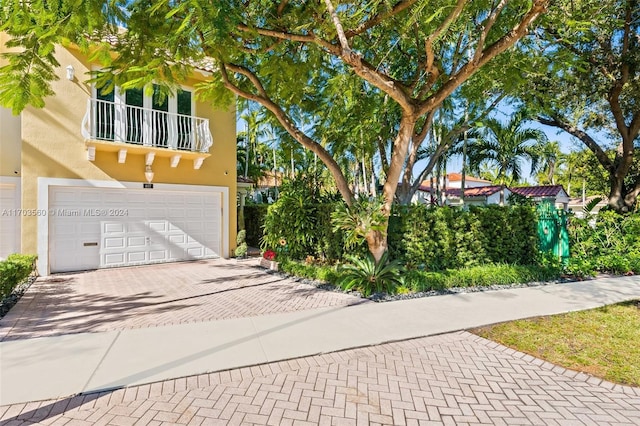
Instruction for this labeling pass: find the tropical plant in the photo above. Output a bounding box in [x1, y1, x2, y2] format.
[261, 173, 341, 260]
[331, 196, 387, 256]
[465, 111, 547, 185]
[339, 251, 404, 297]
[534, 140, 564, 185]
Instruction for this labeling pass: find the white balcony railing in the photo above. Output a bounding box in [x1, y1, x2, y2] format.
[82, 99, 213, 153]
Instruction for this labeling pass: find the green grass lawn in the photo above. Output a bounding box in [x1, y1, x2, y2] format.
[472, 300, 640, 387]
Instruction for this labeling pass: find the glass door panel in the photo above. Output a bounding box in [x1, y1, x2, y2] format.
[126, 88, 144, 144]
[96, 87, 114, 140]
[152, 85, 169, 147]
[176, 90, 192, 150]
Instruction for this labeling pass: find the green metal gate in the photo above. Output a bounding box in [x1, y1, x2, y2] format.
[537, 201, 569, 265]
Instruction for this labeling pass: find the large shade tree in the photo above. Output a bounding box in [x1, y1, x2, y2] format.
[521, 0, 640, 212]
[0, 0, 549, 262]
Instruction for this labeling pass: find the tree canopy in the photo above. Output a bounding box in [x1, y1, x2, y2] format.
[519, 0, 640, 212]
[0, 0, 549, 261]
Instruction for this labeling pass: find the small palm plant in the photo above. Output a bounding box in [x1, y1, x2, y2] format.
[339, 251, 405, 296]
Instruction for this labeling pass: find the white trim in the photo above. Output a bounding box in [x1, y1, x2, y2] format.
[0, 176, 21, 258]
[193, 157, 205, 170]
[145, 152, 155, 166]
[37, 177, 230, 275]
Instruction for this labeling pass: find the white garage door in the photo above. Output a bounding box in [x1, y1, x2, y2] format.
[50, 186, 221, 273]
[0, 182, 20, 259]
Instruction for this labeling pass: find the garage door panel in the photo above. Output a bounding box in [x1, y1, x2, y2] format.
[168, 234, 186, 244]
[104, 222, 125, 233]
[80, 191, 102, 203]
[126, 252, 146, 263]
[104, 237, 125, 249]
[126, 235, 146, 247]
[104, 253, 126, 265]
[50, 186, 222, 272]
[186, 247, 204, 257]
[148, 250, 167, 261]
[50, 189, 77, 204]
[147, 221, 168, 232]
[146, 208, 166, 218]
[80, 222, 100, 234]
[102, 192, 123, 203]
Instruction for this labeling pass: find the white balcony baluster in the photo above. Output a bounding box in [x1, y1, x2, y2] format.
[82, 98, 213, 153]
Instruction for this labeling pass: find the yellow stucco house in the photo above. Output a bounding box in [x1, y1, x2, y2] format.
[0, 34, 237, 275]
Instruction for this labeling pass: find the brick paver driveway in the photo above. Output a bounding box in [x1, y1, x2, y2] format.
[2, 331, 638, 425]
[0, 259, 366, 341]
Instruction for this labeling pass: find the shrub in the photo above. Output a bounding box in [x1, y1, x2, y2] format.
[261, 176, 343, 261]
[568, 210, 640, 275]
[564, 257, 596, 279]
[0, 254, 37, 299]
[405, 264, 561, 292]
[279, 259, 341, 284]
[339, 252, 405, 296]
[234, 230, 248, 258]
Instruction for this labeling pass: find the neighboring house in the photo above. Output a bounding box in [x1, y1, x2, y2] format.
[413, 172, 495, 204]
[446, 185, 511, 207]
[0, 34, 237, 274]
[443, 172, 493, 189]
[568, 196, 608, 218]
[510, 185, 570, 210]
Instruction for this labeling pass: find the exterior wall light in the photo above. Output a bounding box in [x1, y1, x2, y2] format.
[66, 65, 75, 81]
[145, 165, 154, 183]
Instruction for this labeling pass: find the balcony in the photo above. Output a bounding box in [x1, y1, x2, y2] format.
[81, 99, 213, 169]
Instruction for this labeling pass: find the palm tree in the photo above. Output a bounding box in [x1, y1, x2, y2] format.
[466, 111, 547, 186]
[534, 140, 564, 185]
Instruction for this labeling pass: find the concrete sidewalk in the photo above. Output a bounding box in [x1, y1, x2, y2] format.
[1, 274, 639, 406]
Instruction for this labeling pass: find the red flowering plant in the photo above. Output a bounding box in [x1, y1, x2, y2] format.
[263, 250, 276, 261]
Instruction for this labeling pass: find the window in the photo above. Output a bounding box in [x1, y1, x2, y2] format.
[93, 84, 195, 150]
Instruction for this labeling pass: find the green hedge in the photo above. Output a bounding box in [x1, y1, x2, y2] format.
[244, 204, 268, 247]
[568, 211, 640, 276]
[388, 204, 538, 270]
[0, 254, 37, 299]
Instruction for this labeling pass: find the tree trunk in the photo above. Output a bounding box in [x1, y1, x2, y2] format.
[366, 115, 416, 262]
[365, 227, 388, 264]
[608, 174, 639, 212]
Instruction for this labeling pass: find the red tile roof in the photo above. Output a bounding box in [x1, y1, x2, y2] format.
[419, 173, 492, 188]
[237, 176, 255, 184]
[418, 185, 504, 198]
[445, 173, 492, 183]
[510, 185, 566, 198]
